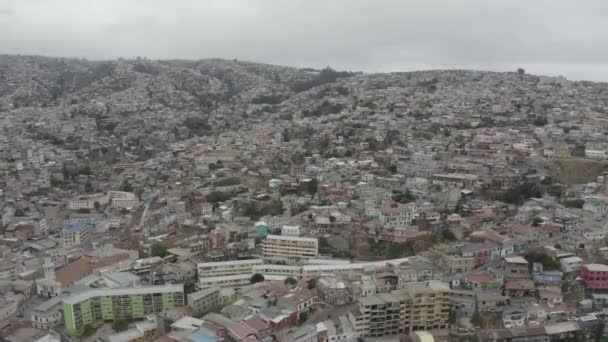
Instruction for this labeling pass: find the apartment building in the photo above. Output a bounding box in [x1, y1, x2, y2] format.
[31, 296, 64, 330]
[262, 235, 318, 260]
[197, 259, 264, 278]
[61, 223, 90, 249]
[187, 287, 223, 313]
[378, 204, 419, 228]
[198, 274, 253, 289]
[560, 256, 583, 273]
[503, 256, 530, 279]
[67, 193, 109, 210]
[63, 285, 184, 336]
[348, 281, 450, 338]
[580, 264, 608, 290]
[108, 191, 139, 209]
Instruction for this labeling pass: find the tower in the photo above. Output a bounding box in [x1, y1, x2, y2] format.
[43, 257, 55, 280]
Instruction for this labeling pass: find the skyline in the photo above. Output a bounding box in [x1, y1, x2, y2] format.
[1, 0, 607, 81]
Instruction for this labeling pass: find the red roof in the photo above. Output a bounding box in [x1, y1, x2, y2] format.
[465, 274, 495, 284]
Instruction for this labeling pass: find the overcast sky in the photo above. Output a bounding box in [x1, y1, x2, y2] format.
[1, 0, 607, 81]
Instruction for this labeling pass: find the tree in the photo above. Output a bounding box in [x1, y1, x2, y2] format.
[14, 208, 25, 217]
[394, 190, 416, 204]
[299, 312, 309, 324]
[251, 273, 265, 284]
[307, 278, 317, 289]
[284, 277, 298, 286]
[471, 311, 483, 327]
[120, 180, 134, 192]
[306, 178, 318, 196]
[112, 320, 129, 332]
[564, 199, 584, 209]
[387, 242, 415, 259]
[442, 229, 457, 241]
[533, 116, 548, 127]
[151, 242, 167, 258]
[525, 251, 560, 270]
[517, 68, 525, 75]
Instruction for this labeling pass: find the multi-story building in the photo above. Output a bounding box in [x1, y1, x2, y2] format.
[61, 223, 90, 249]
[348, 281, 450, 338]
[281, 225, 301, 237]
[67, 193, 109, 210]
[63, 285, 184, 336]
[502, 256, 530, 279]
[560, 256, 583, 273]
[262, 235, 318, 260]
[108, 191, 139, 209]
[31, 296, 63, 330]
[197, 259, 264, 278]
[198, 274, 253, 289]
[187, 287, 223, 313]
[580, 264, 608, 290]
[399, 281, 451, 332]
[378, 203, 419, 228]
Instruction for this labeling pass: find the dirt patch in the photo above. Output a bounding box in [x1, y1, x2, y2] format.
[546, 158, 608, 185]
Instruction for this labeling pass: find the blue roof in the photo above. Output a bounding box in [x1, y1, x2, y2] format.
[63, 223, 88, 233]
[192, 329, 216, 342]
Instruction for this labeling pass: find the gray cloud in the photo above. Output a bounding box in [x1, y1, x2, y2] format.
[0, 0, 607, 81]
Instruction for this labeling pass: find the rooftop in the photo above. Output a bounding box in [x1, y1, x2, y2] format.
[63, 284, 183, 304]
[584, 264, 608, 272]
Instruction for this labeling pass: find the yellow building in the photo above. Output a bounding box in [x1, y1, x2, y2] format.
[348, 281, 450, 338]
[262, 235, 318, 260]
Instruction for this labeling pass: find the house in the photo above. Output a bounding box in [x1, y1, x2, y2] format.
[277, 288, 317, 319]
[560, 256, 583, 273]
[502, 256, 530, 279]
[538, 286, 563, 307]
[502, 306, 527, 329]
[316, 275, 352, 306]
[580, 264, 608, 290]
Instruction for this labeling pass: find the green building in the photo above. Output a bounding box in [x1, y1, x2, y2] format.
[255, 221, 268, 238]
[63, 284, 184, 336]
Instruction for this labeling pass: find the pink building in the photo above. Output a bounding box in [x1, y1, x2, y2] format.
[580, 264, 608, 290]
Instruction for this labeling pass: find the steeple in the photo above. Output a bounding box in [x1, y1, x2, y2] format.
[43, 257, 55, 280]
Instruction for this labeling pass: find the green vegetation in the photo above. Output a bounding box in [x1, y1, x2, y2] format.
[471, 311, 483, 327]
[206, 191, 234, 203]
[150, 242, 167, 258]
[291, 67, 355, 93]
[242, 199, 284, 220]
[533, 116, 548, 126]
[387, 241, 415, 259]
[250, 273, 265, 284]
[546, 158, 608, 185]
[214, 177, 241, 187]
[307, 278, 317, 289]
[193, 303, 224, 318]
[284, 277, 298, 286]
[183, 116, 211, 133]
[485, 182, 542, 205]
[299, 312, 309, 324]
[393, 190, 416, 204]
[564, 199, 584, 209]
[525, 251, 560, 270]
[112, 320, 129, 332]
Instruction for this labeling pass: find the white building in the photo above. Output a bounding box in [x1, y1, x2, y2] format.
[197, 259, 264, 278]
[108, 191, 139, 209]
[61, 223, 90, 249]
[31, 296, 63, 330]
[281, 225, 301, 237]
[67, 193, 109, 210]
[560, 256, 583, 273]
[262, 235, 319, 260]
